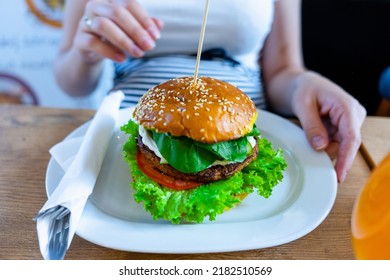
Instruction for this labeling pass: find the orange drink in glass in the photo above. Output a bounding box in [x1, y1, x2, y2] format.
[351, 153, 390, 259]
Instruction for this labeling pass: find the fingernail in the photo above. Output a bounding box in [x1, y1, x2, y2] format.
[148, 26, 161, 40]
[141, 36, 156, 50]
[312, 136, 327, 150]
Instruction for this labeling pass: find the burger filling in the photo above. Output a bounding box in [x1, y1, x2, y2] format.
[138, 125, 257, 167]
[134, 123, 260, 186]
[137, 133, 259, 183]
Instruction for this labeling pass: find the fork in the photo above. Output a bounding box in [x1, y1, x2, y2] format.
[34, 205, 71, 260]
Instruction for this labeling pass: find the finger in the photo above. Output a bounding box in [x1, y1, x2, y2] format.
[333, 114, 362, 182]
[334, 100, 366, 182]
[75, 32, 126, 62]
[152, 17, 165, 31]
[119, 0, 162, 40]
[295, 99, 329, 151]
[83, 16, 145, 58]
[85, 1, 156, 52]
[114, 11, 156, 51]
[96, 3, 156, 51]
[334, 133, 361, 183]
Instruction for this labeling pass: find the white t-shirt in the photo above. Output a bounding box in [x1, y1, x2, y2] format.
[140, 0, 275, 70]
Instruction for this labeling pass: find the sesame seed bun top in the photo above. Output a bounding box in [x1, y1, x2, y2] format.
[133, 76, 257, 143]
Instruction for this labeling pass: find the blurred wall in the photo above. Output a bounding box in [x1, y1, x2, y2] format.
[0, 1, 112, 108]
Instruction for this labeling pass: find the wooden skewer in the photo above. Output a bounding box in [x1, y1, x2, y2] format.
[192, 0, 210, 87]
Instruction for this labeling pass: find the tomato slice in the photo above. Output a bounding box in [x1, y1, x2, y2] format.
[136, 151, 202, 190]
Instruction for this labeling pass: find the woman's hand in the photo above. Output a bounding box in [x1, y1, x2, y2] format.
[291, 71, 366, 183]
[261, 1, 366, 182]
[75, 0, 164, 64]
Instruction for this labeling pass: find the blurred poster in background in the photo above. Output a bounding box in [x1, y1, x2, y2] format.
[0, 0, 112, 108]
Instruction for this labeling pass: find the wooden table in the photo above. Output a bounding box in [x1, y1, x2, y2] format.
[360, 116, 390, 168]
[1, 104, 383, 260]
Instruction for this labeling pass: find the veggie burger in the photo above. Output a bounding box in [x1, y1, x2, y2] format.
[121, 76, 287, 224]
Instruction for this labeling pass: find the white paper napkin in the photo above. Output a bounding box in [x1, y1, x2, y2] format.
[36, 90, 124, 260]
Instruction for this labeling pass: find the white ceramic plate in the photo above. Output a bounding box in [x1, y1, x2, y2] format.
[46, 108, 337, 253]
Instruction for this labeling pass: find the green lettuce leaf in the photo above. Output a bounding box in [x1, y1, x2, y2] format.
[152, 131, 216, 173]
[151, 125, 260, 173]
[121, 119, 287, 224]
[121, 119, 139, 160]
[246, 125, 261, 137]
[195, 136, 251, 162]
[243, 138, 288, 198]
